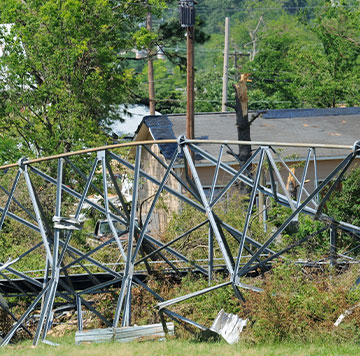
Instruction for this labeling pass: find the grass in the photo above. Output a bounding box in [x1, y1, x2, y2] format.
[1, 334, 360, 356]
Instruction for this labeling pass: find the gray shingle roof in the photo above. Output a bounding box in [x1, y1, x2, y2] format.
[168, 111, 359, 161]
[137, 109, 360, 162]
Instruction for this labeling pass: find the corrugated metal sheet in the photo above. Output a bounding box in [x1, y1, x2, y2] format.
[75, 322, 174, 344]
[210, 309, 247, 344]
[263, 107, 360, 119]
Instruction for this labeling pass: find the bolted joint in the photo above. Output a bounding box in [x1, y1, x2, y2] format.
[17, 157, 28, 171]
[177, 134, 187, 147]
[353, 140, 360, 155]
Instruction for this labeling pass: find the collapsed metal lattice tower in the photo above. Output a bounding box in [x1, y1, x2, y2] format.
[0, 137, 359, 346]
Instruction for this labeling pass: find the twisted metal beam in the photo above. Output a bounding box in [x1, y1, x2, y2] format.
[0, 138, 358, 345]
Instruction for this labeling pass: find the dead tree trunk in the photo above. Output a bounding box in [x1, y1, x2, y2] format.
[234, 73, 252, 192]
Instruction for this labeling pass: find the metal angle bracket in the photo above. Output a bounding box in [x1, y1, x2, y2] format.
[233, 278, 264, 293]
[41, 339, 59, 347]
[97, 150, 106, 160]
[53, 217, 84, 231]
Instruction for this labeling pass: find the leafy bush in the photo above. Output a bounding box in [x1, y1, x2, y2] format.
[241, 263, 360, 343]
[87, 264, 360, 344]
[326, 167, 360, 226]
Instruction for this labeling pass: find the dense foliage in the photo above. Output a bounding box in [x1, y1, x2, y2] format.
[0, 0, 164, 161]
[131, 0, 360, 112]
[1, 0, 359, 160]
[326, 167, 360, 227]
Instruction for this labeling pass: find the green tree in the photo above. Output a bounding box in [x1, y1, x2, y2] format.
[326, 167, 360, 227]
[136, 59, 186, 114]
[292, 0, 360, 107]
[245, 0, 360, 109]
[194, 69, 223, 112]
[132, 11, 210, 113]
[0, 0, 164, 158]
[197, 0, 246, 33]
[0, 135, 22, 165]
[243, 14, 314, 109]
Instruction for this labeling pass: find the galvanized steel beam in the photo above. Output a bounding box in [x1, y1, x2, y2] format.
[0, 137, 358, 346]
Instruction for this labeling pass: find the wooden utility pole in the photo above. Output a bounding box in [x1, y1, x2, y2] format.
[147, 12, 155, 115]
[233, 51, 238, 82]
[221, 17, 230, 112]
[186, 25, 195, 140]
[231, 51, 250, 82]
[180, 0, 196, 179]
[180, 0, 195, 140]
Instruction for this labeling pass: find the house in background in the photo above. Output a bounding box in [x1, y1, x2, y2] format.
[133, 107, 360, 235]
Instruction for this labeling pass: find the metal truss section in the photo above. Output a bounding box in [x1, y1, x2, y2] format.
[0, 137, 358, 346]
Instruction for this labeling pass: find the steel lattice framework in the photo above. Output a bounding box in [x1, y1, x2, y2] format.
[0, 137, 359, 346]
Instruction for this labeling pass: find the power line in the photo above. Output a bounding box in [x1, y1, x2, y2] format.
[140, 77, 186, 84]
[118, 2, 359, 15]
[149, 98, 308, 108]
[161, 3, 358, 14]
[160, 46, 227, 53]
[196, 4, 357, 11]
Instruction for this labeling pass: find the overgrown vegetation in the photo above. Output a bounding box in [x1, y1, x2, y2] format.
[326, 167, 360, 227]
[0, 166, 360, 345]
[242, 263, 360, 343]
[34, 264, 360, 344]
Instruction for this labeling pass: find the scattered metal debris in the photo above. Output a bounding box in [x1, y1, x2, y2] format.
[53, 217, 84, 231]
[75, 323, 174, 344]
[334, 303, 360, 327]
[209, 309, 247, 344]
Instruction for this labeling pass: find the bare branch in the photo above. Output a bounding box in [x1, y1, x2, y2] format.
[249, 110, 267, 125]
